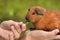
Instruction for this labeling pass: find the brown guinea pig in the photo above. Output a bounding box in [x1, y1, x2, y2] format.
[25, 6, 60, 31]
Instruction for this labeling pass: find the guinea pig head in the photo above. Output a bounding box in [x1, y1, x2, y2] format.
[26, 6, 46, 23]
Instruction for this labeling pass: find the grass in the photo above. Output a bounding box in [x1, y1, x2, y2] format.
[0, 0, 60, 40]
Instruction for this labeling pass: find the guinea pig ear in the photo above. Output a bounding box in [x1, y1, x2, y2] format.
[35, 9, 43, 15]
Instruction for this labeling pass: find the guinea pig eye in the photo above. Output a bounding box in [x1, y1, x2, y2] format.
[32, 12, 35, 15]
[28, 8, 30, 11]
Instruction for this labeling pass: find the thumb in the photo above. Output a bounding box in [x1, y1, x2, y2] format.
[51, 29, 59, 35]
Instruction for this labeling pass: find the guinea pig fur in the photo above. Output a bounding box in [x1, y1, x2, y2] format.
[26, 6, 60, 31]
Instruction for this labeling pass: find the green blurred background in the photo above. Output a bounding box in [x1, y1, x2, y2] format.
[0, 0, 60, 29]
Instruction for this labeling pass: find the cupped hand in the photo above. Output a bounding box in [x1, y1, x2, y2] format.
[0, 20, 26, 40]
[21, 29, 59, 40]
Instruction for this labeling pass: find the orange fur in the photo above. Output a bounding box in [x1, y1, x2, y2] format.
[26, 6, 60, 31]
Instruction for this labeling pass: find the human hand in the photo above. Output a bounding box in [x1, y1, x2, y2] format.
[0, 20, 26, 32]
[0, 20, 26, 39]
[21, 29, 59, 40]
[0, 27, 14, 40]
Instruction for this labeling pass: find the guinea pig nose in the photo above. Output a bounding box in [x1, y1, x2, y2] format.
[25, 17, 30, 22]
[25, 17, 28, 20]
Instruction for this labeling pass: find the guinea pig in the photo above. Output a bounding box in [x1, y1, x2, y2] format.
[25, 6, 60, 31]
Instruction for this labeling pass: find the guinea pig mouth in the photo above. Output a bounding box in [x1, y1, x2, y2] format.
[25, 17, 30, 22]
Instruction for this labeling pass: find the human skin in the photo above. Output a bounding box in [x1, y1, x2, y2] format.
[20, 29, 60, 40]
[0, 20, 26, 40]
[0, 27, 14, 40]
[0, 20, 60, 40]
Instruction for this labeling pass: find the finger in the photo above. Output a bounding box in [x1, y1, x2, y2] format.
[19, 22, 26, 31]
[21, 24, 26, 31]
[0, 20, 15, 30]
[14, 22, 21, 34]
[18, 22, 23, 29]
[1, 20, 13, 27]
[11, 26, 20, 39]
[8, 20, 14, 22]
[0, 21, 9, 28]
[0, 28, 10, 40]
[51, 29, 59, 34]
[6, 20, 15, 26]
[1, 21, 8, 26]
[9, 32, 14, 40]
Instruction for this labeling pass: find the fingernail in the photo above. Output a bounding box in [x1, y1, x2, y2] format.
[19, 22, 23, 24]
[22, 24, 26, 31]
[11, 26, 14, 30]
